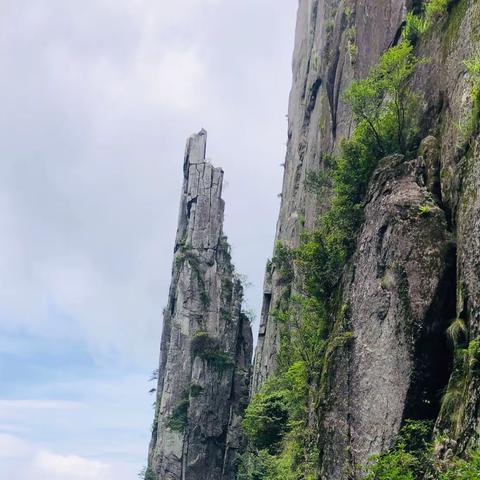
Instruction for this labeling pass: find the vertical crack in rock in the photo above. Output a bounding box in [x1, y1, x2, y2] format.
[148, 130, 252, 480]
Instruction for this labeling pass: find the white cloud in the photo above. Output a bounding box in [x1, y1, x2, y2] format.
[0, 434, 33, 458]
[0, 433, 137, 480]
[33, 450, 111, 480]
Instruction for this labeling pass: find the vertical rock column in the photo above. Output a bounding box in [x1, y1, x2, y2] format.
[148, 130, 253, 480]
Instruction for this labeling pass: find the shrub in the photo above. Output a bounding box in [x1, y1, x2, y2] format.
[344, 40, 420, 157]
[191, 331, 234, 371]
[166, 395, 190, 432]
[138, 467, 156, 480]
[249, 38, 422, 480]
[403, 11, 428, 43]
[362, 420, 433, 479]
[237, 450, 275, 480]
[439, 447, 480, 479]
[272, 241, 295, 285]
[425, 0, 449, 21]
[190, 383, 204, 397]
[242, 388, 289, 453]
[447, 318, 467, 347]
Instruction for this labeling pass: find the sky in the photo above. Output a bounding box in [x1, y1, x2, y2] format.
[0, 1, 297, 478]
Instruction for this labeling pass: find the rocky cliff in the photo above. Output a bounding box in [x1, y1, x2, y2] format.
[147, 130, 252, 480]
[251, 0, 480, 478]
[147, 1, 480, 478]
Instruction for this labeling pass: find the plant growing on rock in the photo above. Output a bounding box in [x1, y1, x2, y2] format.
[166, 393, 190, 432]
[242, 39, 423, 479]
[463, 53, 480, 140]
[344, 40, 421, 157]
[191, 331, 234, 371]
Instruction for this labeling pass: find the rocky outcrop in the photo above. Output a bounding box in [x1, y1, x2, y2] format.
[253, 0, 480, 475]
[252, 0, 409, 393]
[148, 130, 252, 480]
[319, 154, 455, 477]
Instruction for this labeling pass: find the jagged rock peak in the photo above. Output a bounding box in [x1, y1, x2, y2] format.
[147, 131, 252, 480]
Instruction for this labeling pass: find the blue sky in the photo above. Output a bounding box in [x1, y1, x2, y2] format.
[0, 1, 297, 478]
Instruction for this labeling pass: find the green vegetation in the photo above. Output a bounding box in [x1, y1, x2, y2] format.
[425, 0, 450, 21]
[344, 41, 420, 157]
[175, 244, 210, 307]
[272, 241, 295, 286]
[402, 0, 455, 45]
[362, 421, 480, 480]
[362, 421, 433, 480]
[190, 383, 204, 397]
[440, 312, 480, 437]
[166, 393, 190, 432]
[138, 467, 156, 480]
[191, 331, 234, 371]
[403, 11, 428, 43]
[418, 204, 432, 216]
[438, 448, 480, 479]
[240, 39, 421, 480]
[463, 52, 480, 140]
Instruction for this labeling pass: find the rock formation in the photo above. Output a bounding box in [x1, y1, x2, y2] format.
[147, 1, 480, 478]
[147, 130, 252, 480]
[252, 0, 480, 477]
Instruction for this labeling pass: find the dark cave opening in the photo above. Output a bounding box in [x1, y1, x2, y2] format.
[403, 243, 457, 422]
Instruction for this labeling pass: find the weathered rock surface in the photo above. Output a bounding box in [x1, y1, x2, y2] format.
[319, 154, 455, 478]
[253, 0, 409, 393]
[148, 130, 252, 480]
[253, 0, 480, 474]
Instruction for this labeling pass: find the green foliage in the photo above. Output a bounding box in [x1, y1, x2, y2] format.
[438, 335, 480, 435]
[272, 241, 295, 286]
[403, 11, 428, 43]
[344, 41, 421, 157]
[237, 450, 276, 480]
[190, 383, 204, 397]
[363, 449, 417, 480]
[418, 204, 432, 216]
[363, 421, 433, 479]
[241, 362, 319, 479]
[138, 467, 156, 480]
[166, 394, 190, 432]
[242, 389, 289, 453]
[438, 448, 480, 479]
[304, 170, 331, 194]
[425, 0, 449, 22]
[243, 38, 421, 480]
[243, 362, 308, 451]
[191, 331, 234, 371]
[365, 439, 480, 480]
[447, 318, 467, 347]
[425, 0, 450, 21]
[463, 53, 480, 140]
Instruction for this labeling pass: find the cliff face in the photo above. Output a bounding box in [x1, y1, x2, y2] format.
[252, 0, 480, 477]
[252, 0, 408, 392]
[148, 131, 252, 480]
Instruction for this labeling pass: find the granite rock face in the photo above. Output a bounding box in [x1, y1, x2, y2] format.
[319, 154, 455, 477]
[252, 0, 409, 393]
[253, 0, 480, 475]
[148, 130, 252, 480]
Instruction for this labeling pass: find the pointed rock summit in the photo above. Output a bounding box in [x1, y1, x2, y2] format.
[147, 130, 253, 480]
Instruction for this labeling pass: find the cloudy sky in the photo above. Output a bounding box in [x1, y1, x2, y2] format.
[0, 1, 297, 478]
